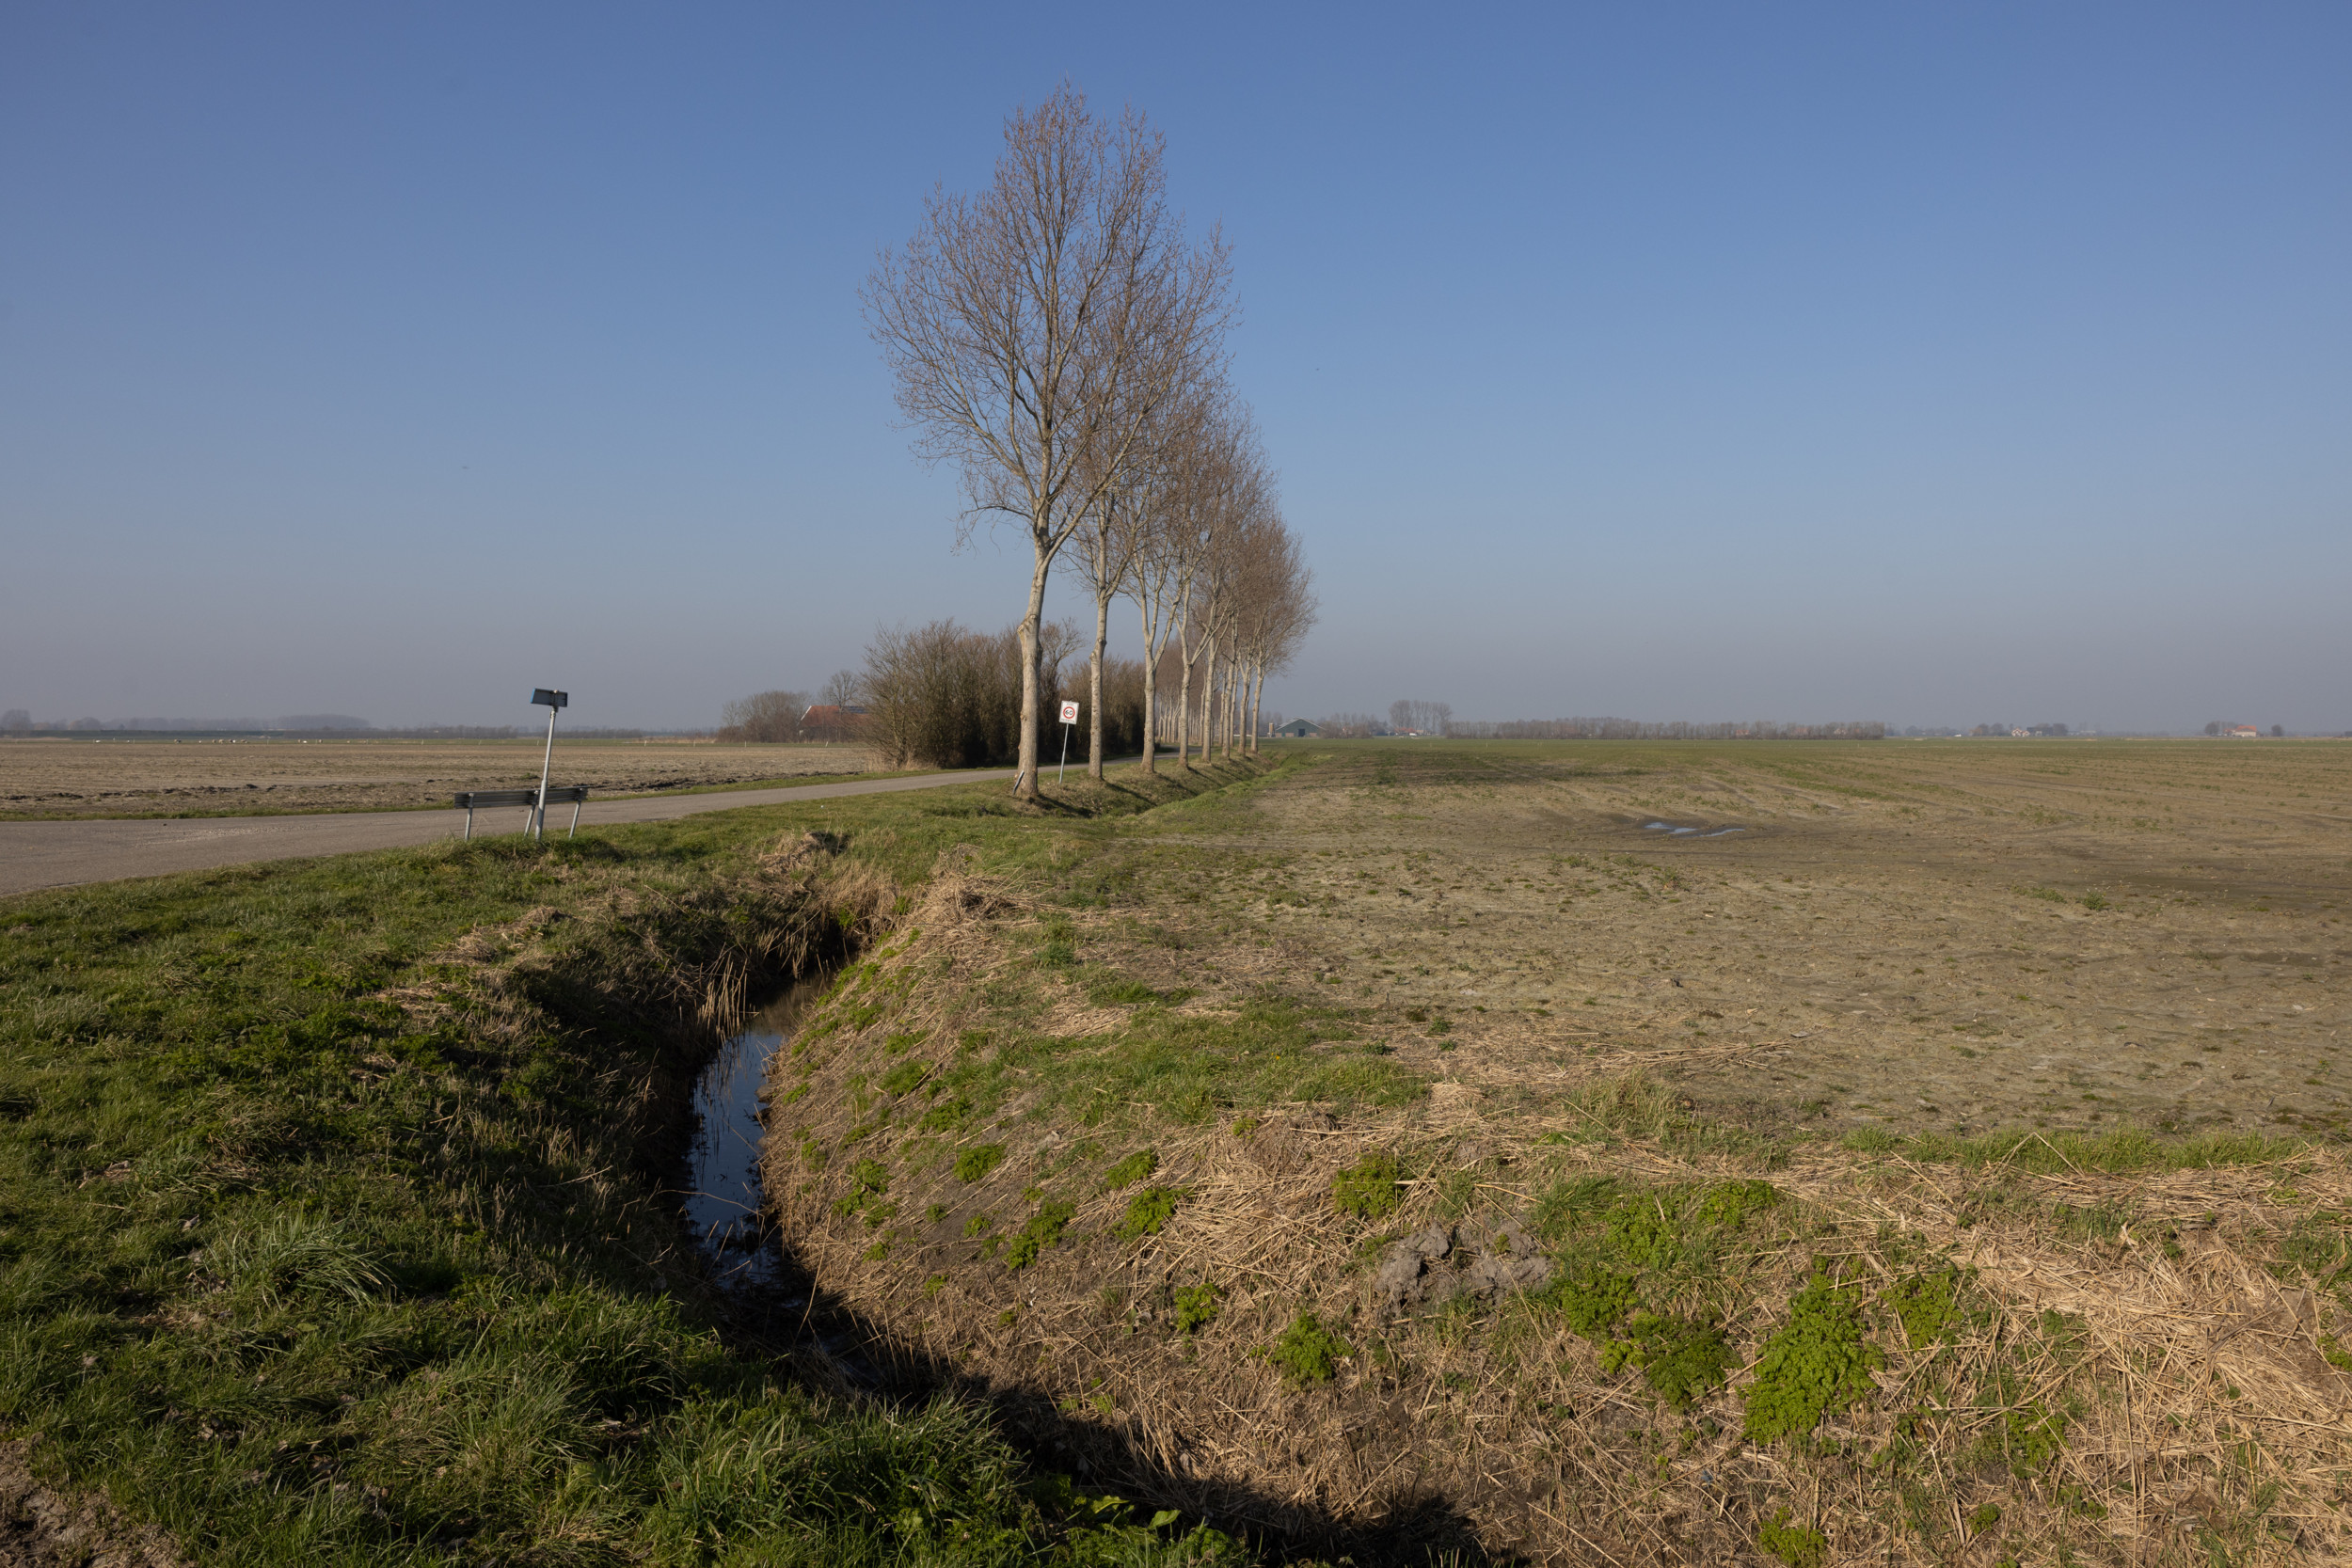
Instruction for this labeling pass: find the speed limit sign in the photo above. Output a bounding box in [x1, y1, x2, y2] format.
[1056, 702, 1080, 782]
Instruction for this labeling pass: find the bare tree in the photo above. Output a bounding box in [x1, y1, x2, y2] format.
[864, 84, 1231, 798]
[1167, 406, 1273, 768]
[821, 670, 863, 708]
[719, 690, 812, 743]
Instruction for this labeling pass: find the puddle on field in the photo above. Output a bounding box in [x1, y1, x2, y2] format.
[682, 974, 827, 1291]
[1644, 821, 1746, 838]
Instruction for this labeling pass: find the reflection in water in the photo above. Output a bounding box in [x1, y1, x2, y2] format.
[1643, 821, 1746, 837]
[682, 974, 827, 1291]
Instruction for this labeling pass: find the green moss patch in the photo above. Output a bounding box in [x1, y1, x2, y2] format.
[1115, 1185, 1186, 1241]
[1102, 1148, 1159, 1191]
[1172, 1282, 1222, 1335]
[1268, 1312, 1353, 1386]
[1597, 1312, 1734, 1410]
[1884, 1268, 1966, 1349]
[954, 1143, 1007, 1182]
[1003, 1200, 1076, 1271]
[1757, 1507, 1826, 1567]
[1332, 1150, 1402, 1220]
[1743, 1272, 1883, 1443]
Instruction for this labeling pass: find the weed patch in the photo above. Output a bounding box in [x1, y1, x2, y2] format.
[1267, 1313, 1352, 1386]
[1004, 1200, 1077, 1271]
[1332, 1150, 1402, 1220]
[1743, 1272, 1883, 1443]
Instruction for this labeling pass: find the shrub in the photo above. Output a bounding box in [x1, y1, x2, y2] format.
[1102, 1149, 1159, 1192]
[1268, 1313, 1352, 1386]
[1743, 1273, 1883, 1443]
[862, 617, 1086, 770]
[1332, 1150, 1402, 1220]
[954, 1144, 1007, 1183]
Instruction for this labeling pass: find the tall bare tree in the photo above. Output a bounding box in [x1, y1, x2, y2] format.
[864, 85, 1230, 798]
[1234, 517, 1313, 755]
[1166, 404, 1271, 768]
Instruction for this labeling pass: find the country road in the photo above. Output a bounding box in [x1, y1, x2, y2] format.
[0, 769, 1017, 897]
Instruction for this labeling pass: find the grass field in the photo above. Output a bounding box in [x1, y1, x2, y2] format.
[0, 737, 884, 820]
[760, 737, 2352, 1565]
[7, 737, 2352, 1565]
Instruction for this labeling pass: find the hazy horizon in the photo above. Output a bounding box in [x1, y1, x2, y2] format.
[6, 5, 2345, 736]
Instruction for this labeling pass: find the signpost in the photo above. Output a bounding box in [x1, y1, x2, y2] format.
[1057, 700, 1080, 783]
[530, 688, 567, 841]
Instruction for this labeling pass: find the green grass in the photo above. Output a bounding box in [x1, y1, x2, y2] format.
[0, 776, 1261, 1564]
[1840, 1125, 2301, 1173]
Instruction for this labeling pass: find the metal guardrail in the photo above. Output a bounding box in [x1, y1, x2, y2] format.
[456, 785, 587, 841]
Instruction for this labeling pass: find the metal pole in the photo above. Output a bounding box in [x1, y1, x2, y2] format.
[568, 793, 582, 839]
[1058, 721, 1071, 783]
[533, 707, 557, 841]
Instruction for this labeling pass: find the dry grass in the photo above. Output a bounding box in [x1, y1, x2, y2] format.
[753, 741, 2352, 1563]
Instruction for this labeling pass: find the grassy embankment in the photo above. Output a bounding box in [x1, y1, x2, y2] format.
[761, 740, 2352, 1566]
[13, 736, 2352, 1565]
[0, 761, 1272, 1565]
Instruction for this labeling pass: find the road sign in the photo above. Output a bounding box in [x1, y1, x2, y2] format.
[1059, 701, 1079, 724]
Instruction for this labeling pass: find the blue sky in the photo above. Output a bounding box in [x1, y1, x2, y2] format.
[4, 3, 2345, 733]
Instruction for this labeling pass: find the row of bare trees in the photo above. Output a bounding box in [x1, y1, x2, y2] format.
[864, 83, 1313, 796]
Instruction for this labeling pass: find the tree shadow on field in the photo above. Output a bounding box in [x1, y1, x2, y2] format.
[703, 1238, 1511, 1567]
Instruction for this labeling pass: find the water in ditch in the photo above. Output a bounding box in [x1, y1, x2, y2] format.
[682, 973, 827, 1292]
[680, 970, 883, 1381]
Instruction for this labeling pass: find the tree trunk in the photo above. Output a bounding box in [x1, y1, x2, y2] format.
[1175, 635, 1194, 770]
[1223, 653, 1242, 761]
[1088, 593, 1109, 780]
[1138, 612, 1159, 777]
[1016, 547, 1051, 798]
[1248, 661, 1263, 755]
[1202, 640, 1218, 766]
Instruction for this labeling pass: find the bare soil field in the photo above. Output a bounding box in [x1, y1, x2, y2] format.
[756, 738, 2352, 1563]
[1217, 737, 2352, 1140]
[0, 736, 881, 820]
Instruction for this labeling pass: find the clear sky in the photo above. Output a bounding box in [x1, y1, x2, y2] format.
[4, 3, 2346, 734]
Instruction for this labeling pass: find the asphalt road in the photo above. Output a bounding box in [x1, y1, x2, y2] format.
[0, 769, 1017, 898]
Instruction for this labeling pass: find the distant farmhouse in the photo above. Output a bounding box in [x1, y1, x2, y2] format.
[1276, 719, 1321, 737]
[2229, 724, 2261, 738]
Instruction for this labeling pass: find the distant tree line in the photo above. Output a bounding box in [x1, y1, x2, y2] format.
[1340, 718, 1889, 740]
[0, 713, 654, 740]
